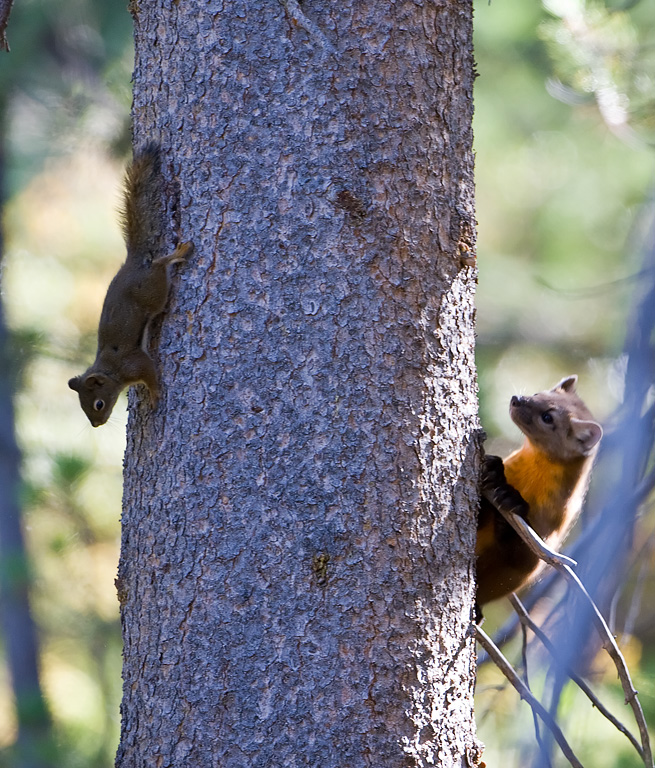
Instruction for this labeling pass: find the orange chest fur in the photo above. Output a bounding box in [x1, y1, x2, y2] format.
[503, 445, 586, 542]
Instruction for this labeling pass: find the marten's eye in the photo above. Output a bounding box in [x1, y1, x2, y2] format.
[541, 411, 554, 424]
[94, 399, 105, 411]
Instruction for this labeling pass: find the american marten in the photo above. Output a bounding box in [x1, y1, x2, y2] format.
[476, 376, 602, 610]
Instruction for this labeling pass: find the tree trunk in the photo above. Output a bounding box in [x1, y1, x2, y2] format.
[116, 2, 481, 766]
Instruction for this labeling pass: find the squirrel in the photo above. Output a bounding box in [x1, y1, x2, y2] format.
[475, 376, 602, 612]
[68, 144, 193, 427]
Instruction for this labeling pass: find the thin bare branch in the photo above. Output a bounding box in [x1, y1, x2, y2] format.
[560, 565, 653, 768]
[482, 490, 654, 768]
[0, 0, 14, 52]
[474, 625, 584, 768]
[517, 605, 551, 765]
[485, 470, 655, 661]
[509, 594, 644, 759]
[483, 487, 579, 570]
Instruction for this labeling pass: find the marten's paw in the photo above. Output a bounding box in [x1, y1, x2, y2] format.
[481, 454, 506, 490]
[492, 483, 530, 520]
[481, 455, 530, 520]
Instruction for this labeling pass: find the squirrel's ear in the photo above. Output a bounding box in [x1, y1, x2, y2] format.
[554, 375, 578, 393]
[571, 418, 603, 454]
[68, 376, 81, 392]
[85, 374, 108, 388]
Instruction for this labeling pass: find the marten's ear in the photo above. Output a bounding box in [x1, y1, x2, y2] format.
[571, 418, 602, 454]
[553, 375, 578, 393]
[68, 376, 81, 392]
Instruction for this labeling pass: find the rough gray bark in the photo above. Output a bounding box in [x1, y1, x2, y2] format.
[117, 2, 481, 766]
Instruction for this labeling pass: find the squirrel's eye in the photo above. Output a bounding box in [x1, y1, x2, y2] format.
[94, 399, 105, 411]
[541, 411, 554, 424]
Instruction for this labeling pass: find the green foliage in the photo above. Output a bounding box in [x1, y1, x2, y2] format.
[0, 1, 132, 765]
[541, 0, 655, 145]
[1, 0, 653, 764]
[474, 0, 653, 441]
[1, 0, 133, 194]
[474, 0, 655, 765]
[51, 453, 91, 490]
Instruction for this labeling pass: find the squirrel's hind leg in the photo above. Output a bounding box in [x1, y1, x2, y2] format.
[122, 348, 160, 404]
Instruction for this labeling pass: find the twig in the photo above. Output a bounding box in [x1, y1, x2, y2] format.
[483, 488, 578, 570]
[481, 460, 655, 663]
[474, 625, 584, 768]
[0, 0, 15, 51]
[561, 565, 653, 768]
[509, 594, 644, 759]
[517, 606, 551, 765]
[483, 489, 654, 768]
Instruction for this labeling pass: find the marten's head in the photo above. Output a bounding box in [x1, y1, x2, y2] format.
[509, 375, 602, 462]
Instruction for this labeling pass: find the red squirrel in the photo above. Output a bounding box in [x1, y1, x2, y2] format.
[476, 376, 602, 610]
[68, 144, 193, 427]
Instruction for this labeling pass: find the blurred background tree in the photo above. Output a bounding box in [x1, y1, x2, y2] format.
[0, 0, 653, 765]
[0, 1, 131, 765]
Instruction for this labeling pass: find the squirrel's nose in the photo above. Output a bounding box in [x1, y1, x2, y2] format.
[510, 395, 524, 407]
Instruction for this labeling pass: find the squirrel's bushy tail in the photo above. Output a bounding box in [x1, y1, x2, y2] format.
[120, 142, 163, 257]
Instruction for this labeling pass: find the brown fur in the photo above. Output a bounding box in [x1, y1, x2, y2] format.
[68, 145, 193, 426]
[119, 143, 164, 257]
[476, 376, 602, 608]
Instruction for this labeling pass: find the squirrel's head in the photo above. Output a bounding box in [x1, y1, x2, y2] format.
[68, 373, 120, 427]
[509, 375, 603, 462]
